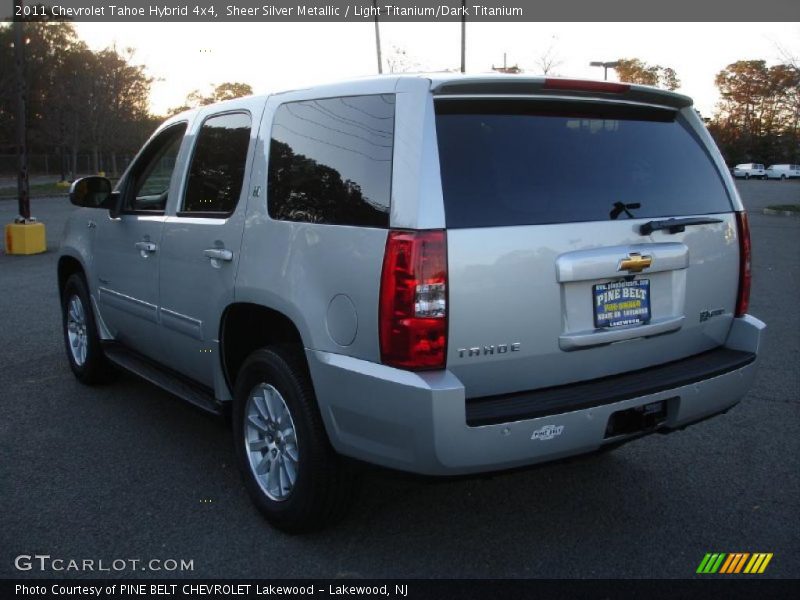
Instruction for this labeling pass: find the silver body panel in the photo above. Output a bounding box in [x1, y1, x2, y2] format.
[307, 315, 764, 475]
[59, 74, 764, 475]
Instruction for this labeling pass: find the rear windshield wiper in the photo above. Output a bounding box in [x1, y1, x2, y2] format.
[640, 217, 724, 236]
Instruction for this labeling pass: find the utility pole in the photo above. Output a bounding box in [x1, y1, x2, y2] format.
[373, 0, 382, 74]
[460, 0, 465, 73]
[14, 0, 30, 220]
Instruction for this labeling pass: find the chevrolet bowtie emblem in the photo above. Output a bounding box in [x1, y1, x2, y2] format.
[619, 253, 652, 273]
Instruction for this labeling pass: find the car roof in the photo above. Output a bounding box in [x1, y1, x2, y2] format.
[166, 73, 696, 122]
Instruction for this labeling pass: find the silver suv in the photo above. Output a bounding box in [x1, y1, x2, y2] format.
[59, 75, 765, 532]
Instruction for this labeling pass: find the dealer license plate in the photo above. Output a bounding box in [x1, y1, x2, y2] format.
[593, 279, 651, 329]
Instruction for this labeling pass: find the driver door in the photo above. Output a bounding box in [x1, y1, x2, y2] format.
[93, 122, 189, 360]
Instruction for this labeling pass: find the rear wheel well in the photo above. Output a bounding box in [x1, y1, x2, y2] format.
[220, 303, 305, 391]
[58, 256, 85, 301]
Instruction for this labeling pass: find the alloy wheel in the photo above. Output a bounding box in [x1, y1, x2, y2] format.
[244, 383, 300, 501]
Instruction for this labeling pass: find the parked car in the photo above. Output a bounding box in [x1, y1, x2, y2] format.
[59, 75, 765, 532]
[733, 163, 766, 179]
[765, 164, 800, 180]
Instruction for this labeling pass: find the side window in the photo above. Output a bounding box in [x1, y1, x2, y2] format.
[267, 94, 395, 228]
[180, 112, 252, 216]
[124, 123, 187, 213]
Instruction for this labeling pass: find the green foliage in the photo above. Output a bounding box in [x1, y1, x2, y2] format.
[0, 18, 156, 176]
[616, 58, 681, 91]
[168, 82, 254, 115]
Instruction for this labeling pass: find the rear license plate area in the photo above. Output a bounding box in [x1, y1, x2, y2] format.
[604, 399, 670, 438]
[593, 278, 651, 329]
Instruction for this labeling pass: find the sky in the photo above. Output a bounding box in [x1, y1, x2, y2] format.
[73, 22, 800, 117]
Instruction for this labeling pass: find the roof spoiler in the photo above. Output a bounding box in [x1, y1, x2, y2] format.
[431, 77, 693, 110]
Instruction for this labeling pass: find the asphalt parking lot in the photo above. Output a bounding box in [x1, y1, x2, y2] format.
[1, 180, 798, 579]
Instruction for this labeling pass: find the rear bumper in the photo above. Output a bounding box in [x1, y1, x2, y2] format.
[306, 315, 765, 476]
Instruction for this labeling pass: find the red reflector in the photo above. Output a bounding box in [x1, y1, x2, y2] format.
[735, 211, 751, 317]
[543, 78, 630, 94]
[379, 230, 447, 370]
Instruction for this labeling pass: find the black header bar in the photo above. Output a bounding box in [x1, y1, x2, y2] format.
[2, 0, 799, 22]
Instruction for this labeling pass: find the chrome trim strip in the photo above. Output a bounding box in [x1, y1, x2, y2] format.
[556, 242, 689, 283]
[160, 307, 204, 340]
[97, 286, 158, 323]
[559, 316, 685, 351]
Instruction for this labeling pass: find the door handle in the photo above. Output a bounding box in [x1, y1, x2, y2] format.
[134, 241, 157, 256]
[203, 248, 233, 262]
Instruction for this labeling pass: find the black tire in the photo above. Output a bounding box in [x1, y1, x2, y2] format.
[745, 173, 750, 180]
[232, 345, 354, 533]
[61, 273, 114, 384]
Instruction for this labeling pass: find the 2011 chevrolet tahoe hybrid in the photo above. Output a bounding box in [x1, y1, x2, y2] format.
[58, 75, 765, 532]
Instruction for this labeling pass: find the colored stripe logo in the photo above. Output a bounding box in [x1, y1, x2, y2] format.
[697, 553, 773, 574]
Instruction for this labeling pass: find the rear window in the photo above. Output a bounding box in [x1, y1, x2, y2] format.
[435, 99, 733, 228]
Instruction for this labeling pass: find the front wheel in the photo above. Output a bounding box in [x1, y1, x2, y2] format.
[232, 346, 354, 533]
[61, 274, 114, 384]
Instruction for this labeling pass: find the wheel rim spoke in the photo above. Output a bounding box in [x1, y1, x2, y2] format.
[247, 414, 269, 434]
[255, 454, 271, 475]
[265, 389, 281, 423]
[249, 439, 269, 452]
[284, 442, 299, 462]
[278, 459, 288, 494]
[253, 394, 270, 421]
[266, 455, 280, 495]
[283, 454, 297, 485]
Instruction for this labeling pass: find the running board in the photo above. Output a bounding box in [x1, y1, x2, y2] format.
[102, 343, 222, 415]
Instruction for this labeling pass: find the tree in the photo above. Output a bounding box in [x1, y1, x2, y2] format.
[80, 46, 153, 174]
[0, 17, 157, 180]
[709, 60, 800, 165]
[0, 19, 85, 153]
[211, 82, 253, 102]
[615, 58, 681, 90]
[384, 45, 421, 74]
[168, 82, 253, 114]
[534, 36, 563, 76]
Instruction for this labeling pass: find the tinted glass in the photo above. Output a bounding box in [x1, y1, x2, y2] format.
[268, 94, 394, 227]
[182, 112, 252, 215]
[127, 123, 187, 212]
[435, 100, 733, 228]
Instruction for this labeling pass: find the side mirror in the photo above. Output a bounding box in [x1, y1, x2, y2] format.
[69, 176, 113, 209]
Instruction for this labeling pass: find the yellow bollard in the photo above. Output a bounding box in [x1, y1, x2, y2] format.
[4, 221, 47, 255]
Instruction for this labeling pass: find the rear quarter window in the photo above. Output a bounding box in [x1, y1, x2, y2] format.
[435, 99, 733, 228]
[267, 94, 395, 228]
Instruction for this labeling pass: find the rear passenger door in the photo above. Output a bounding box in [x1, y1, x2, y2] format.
[157, 106, 260, 387]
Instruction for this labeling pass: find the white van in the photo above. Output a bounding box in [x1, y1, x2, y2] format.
[733, 163, 766, 179]
[765, 164, 800, 180]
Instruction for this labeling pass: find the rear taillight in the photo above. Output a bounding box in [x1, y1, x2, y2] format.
[543, 78, 630, 94]
[735, 211, 751, 317]
[379, 230, 447, 370]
